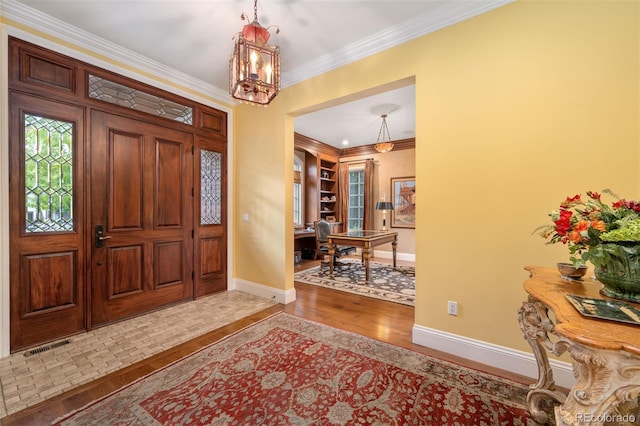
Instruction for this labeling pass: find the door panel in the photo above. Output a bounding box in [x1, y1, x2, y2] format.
[108, 245, 143, 297]
[200, 238, 222, 275]
[156, 241, 183, 286]
[156, 141, 183, 227]
[90, 111, 193, 326]
[9, 93, 86, 351]
[111, 131, 143, 229]
[21, 251, 77, 314]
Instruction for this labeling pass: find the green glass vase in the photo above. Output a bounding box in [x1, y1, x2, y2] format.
[594, 243, 640, 303]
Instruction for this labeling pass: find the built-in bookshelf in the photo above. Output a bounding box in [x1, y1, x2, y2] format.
[304, 151, 340, 226]
[296, 133, 343, 233]
[319, 157, 337, 221]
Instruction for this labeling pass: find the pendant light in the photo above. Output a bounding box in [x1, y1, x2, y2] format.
[229, 0, 280, 106]
[374, 114, 394, 153]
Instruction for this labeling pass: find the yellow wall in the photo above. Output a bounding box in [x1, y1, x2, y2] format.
[233, 100, 293, 287]
[417, 0, 638, 349]
[234, 1, 639, 353]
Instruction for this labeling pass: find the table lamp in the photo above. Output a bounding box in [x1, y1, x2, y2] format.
[375, 201, 394, 231]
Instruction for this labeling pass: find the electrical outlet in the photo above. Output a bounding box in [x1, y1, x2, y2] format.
[447, 301, 458, 316]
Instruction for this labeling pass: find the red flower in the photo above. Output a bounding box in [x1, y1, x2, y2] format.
[554, 209, 573, 236]
[587, 191, 601, 201]
[560, 194, 581, 208]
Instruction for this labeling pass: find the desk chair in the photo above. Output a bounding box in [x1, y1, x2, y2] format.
[314, 220, 356, 269]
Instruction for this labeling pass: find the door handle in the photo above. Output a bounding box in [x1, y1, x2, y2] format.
[95, 225, 112, 248]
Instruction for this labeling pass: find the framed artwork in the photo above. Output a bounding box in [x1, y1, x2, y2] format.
[391, 176, 416, 229]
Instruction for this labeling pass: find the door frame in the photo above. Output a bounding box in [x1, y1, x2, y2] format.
[0, 29, 236, 357]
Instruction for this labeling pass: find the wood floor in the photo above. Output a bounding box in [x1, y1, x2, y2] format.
[1, 258, 534, 425]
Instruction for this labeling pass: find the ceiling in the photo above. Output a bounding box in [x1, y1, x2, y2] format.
[3, 0, 510, 148]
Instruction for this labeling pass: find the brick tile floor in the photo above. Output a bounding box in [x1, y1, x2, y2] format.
[0, 291, 276, 417]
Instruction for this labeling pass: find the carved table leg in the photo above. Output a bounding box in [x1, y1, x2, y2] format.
[392, 237, 397, 268]
[555, 345, 640, 425]
[518, 295, 570, 424]
[363, 242, 372, 284]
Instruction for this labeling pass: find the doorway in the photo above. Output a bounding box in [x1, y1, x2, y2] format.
[7, 38, 228, 352]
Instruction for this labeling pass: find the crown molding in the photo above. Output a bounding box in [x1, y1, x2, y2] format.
[282, 0, 514, 87]
[2, 0, 513, 102]
[0, 0, 233, 106]
[295, 133, 415, 158]
[340, 138, 415, 157]
[294, 133, 341, 158]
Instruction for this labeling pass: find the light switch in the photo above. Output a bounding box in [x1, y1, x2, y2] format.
[242, 213, 249, 222]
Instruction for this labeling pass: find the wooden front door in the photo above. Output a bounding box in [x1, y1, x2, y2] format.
[89, 111, 193, 326]
[8, 38, 228, 352]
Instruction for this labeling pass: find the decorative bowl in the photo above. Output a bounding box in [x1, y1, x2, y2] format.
[557, 262, 588, 280]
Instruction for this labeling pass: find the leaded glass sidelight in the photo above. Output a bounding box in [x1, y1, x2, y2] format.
[24, 114, 74, 233]
[201, 150, 222, 225]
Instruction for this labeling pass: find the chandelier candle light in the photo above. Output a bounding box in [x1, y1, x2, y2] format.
[229, 0, 280, 106]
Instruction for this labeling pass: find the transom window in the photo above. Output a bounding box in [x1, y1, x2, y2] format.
[88, 74, 193, 124]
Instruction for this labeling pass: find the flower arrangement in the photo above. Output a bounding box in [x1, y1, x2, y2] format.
[534, 189, 640, 268]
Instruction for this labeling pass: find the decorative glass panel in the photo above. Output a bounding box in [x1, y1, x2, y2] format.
[88, 74, 193, 124]
[24, 114, 74, 233]
[200, 149, 222, 225]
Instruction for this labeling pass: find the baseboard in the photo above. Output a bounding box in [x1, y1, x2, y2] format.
[369, 249, 415, 262]
[412, 324, 575, 389]
[233, 278, 297, 305]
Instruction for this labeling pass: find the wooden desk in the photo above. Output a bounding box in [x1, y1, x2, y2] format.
[294, 230, 316, 256]
[294, 230, 315, 239]
[518, 266, 640, 425]
[327, 230, 397, 284]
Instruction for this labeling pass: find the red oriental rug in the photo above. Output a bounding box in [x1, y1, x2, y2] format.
[54, 313, 535, 425]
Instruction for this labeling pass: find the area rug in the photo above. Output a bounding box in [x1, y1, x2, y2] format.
[54, 313, 534, 425]
[294, 259, 415, 306]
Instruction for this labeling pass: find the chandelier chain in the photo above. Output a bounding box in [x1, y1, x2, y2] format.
[377, 114, 391, 143]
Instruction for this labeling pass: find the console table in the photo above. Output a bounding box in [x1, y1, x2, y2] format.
[327, 230, 397, 284]
[518, 266, 640, 425]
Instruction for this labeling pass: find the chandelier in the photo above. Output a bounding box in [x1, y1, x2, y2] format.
[229, 0, 280, 106]
[374, 114, 394, 153]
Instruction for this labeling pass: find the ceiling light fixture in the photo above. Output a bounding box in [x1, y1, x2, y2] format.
[229, 0, 280, 106]
[374, 114, 394, 153]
